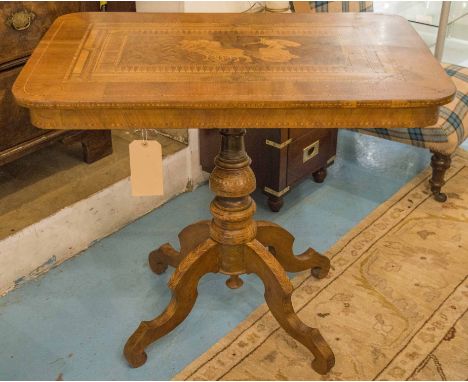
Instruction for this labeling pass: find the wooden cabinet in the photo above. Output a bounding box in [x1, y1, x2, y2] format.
[200, 129, 337, 212]
[0, 66, 45, 152]
[0, 1, 135, 166]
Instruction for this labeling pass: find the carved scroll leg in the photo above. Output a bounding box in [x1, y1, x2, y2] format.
[149, 220, 211, 274]
[125, 239, 220, 368]
[256, 221, 330, 279]
[245, 240, 335, 375]
[430, 151, 451, 202]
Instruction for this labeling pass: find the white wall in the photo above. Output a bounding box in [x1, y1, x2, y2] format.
[183, 1, 253, 13]
[136, 1, 254, 13]
[136, 1, 184, 12]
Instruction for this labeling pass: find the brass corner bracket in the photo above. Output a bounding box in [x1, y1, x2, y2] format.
[265, 138, 292, 149]
[264, 186, 290, 197]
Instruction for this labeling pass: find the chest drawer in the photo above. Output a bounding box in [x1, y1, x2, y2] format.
[0, 2, 82, 64]
[286, 129, 337, 185]
[0, 66, 45, 151]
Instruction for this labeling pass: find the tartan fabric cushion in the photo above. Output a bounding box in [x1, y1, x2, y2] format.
[356, 64, 468, 155]
[291, 1, 373, 13]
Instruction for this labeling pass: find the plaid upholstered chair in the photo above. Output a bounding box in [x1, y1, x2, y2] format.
[292, 1, 468, 202]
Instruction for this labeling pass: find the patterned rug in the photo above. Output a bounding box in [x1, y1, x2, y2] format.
[175, 149, 468, 381]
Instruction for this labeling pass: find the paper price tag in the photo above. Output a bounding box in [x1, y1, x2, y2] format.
[129, 140, 163, 196]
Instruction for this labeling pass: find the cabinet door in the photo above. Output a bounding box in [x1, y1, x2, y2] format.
[0, 66, 45, 151]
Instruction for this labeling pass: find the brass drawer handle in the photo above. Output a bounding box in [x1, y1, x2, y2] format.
[6, 10, 36, 31]
[303, 140, 319, 163]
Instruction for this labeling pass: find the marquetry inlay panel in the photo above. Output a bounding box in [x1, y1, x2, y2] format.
[67, 22, 396, 82]
[13, 12, 455, 129]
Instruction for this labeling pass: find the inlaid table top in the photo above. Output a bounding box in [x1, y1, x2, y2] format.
[13, 12, 455, 129]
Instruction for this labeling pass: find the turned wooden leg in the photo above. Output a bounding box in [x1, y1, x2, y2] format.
[267, 195, 284, 212]
[149, 220, 210, 274]
[80, 130, 113, 163]
[312, 167, 327, 183]
[124, 239, 220, 368]
[256, 221, 330, 278]
[245, 240, 335, 375]
[430, 151, 451, 202]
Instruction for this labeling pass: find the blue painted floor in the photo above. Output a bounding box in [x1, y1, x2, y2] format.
[0, 130, 454, 380]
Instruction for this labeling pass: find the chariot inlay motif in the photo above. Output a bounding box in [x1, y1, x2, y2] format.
[178, 37, 300, 64]
[179, 40, 253, 64]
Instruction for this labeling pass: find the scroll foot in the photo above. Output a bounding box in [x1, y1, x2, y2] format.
[148, 244, 182, 274]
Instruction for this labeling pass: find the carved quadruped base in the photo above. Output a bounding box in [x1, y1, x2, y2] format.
[126, 232, 334, 374]
[124, 129, 335, 375]
[149, 219, 330, 278]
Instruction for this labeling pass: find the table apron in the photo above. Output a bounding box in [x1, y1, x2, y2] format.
[29, 106, 439, 130]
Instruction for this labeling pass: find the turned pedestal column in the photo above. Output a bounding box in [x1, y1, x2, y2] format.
[124, 129, 334, 375]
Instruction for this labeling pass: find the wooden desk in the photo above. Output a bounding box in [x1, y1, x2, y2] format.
[13, 12, 455, 375]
